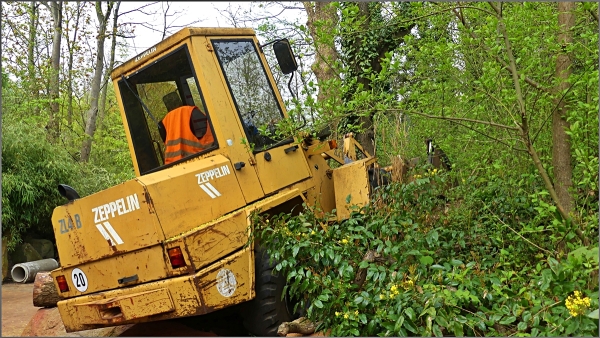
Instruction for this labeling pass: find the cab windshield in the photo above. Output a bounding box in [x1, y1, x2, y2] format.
[212, 39, 285, 152]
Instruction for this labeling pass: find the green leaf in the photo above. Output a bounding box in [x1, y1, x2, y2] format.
[565, 319, 579, 335]
[292, 246, 300, 257]
[517, 321, 528, 331]
[432, 324, 443, 337]
[499, 316, 516, 325]
[403, 318, 418, 334]
[451, 259, 464, 267]
[359, 314, 367, 324]
[587, 309, 599, 319]
[453, 322, 464, 337]
[420, 255, 434, 265]
[394, 315, 404, 331]
[354, 296, 364, 304]
[430, 264, 446, 271]
[405, 307, 416, 321]
[435, 315, 448, 328]
[313, 299, 323, 308]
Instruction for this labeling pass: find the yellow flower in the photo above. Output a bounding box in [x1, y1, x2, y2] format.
[380, 293, 386, 300]
[335, 311, 340, 317]
[565, 291, 591, 317]
[311, 230, 316, 235]
[390, 285, 398, 292]
[343, 313, 349, 319]
[341, 238, 349, 244]
[354, 310, 359, 316]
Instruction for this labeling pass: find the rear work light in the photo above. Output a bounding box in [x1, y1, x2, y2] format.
[168, 247, 186, 269]
[56, 275, 69, 292]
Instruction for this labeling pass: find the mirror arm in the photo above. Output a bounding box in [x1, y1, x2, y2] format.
[258, 38, 284, 51]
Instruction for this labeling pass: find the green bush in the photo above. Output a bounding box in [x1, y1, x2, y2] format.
[2, 119, 81, 251]
[251, 167, 599, 336]
[1, 117, 130, 251]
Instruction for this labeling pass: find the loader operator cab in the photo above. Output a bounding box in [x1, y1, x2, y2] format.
[115, 30, 299, 177]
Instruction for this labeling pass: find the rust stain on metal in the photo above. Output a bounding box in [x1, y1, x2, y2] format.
[142, 185, 156, 214]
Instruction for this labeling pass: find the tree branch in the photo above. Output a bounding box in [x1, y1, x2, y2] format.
[117, 1, 159, 17]
[495, 4, 586, 244]
[398, 109, 520, 131]
[452, 6, 550, 94]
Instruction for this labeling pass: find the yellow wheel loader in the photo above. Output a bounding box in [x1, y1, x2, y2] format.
[49, 27, 387, 336]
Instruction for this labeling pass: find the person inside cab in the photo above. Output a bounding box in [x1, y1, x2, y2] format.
[159, 91, 215, 164]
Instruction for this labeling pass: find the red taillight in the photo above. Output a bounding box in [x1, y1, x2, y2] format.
[56, 275, 69, 292]
[168, 247, 186, 268]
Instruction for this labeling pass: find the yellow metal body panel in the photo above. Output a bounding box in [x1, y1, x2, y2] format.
[176, 209, 248, 269]
[58, 247, 254, 333]
[111, 28, 256, 82]
[333, 157, 377, 220]
[254, 144, 312, 194]
[52, 180, 164, 268]
[167, 188, 303, 271]
[303, 142, 337, 215]
[137, 155, 246, 239]
[50, 244, 171, 297]
[75, 289, 174, 324]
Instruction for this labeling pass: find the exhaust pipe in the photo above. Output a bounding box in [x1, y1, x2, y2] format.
[11, 258, 60, 283]
[58, 184, 80, 202]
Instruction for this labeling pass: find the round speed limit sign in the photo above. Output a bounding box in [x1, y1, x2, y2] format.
[71, 268, 89, 292]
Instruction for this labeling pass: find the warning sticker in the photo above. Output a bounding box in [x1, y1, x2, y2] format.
[216, 269, 237, 297]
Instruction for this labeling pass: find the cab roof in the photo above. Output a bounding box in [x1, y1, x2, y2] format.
[111, 27, 256, 80]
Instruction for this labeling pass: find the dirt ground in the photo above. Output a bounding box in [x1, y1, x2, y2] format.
[1, 282, 40, 337]
[1, 281, 250, 337]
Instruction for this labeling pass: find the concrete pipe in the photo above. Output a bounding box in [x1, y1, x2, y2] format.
[11, 259, 59, 283]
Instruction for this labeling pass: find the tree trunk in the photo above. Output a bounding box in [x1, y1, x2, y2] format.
[27, 1, 41, 115]
[553, 1, 575, 215]
[32, 271, 60, 308]
[46, 0, 63, 142]
[277, 317, 318, 336]
[303, 1, 339, 104]
[98, 1, 120, 129]
[65, 1, 83, 131]
[80, 1, 114, 162]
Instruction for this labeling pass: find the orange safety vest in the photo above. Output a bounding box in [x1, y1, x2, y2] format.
[162, 106, 214, 164]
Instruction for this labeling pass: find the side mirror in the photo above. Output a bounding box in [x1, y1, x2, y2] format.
[273, 39, 298, 75]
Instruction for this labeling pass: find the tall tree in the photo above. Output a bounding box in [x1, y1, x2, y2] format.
[41, 0, 63, 141]
[80, 1, 115, 162]
[97, 1, 120, 129]
[63, 1, 86, 129]
[553, 1, 575, 215]
[339, 2, 414, 155]
[27, 1, 39, 104]
[303, 1, 339, 104]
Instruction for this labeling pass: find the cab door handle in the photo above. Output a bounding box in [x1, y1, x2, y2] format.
[284, 145, 299, 154]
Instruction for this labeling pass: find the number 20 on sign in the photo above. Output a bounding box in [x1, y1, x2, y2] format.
[59, 214, 82, 234]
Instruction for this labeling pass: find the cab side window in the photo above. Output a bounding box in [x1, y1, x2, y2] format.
[118, 45, 218, 174]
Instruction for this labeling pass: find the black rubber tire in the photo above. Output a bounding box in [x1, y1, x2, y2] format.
[241, 246, 297, 336]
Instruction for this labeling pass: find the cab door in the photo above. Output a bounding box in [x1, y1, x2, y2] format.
[210, 38, 311, 195]
[191, 36, 266, 203]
